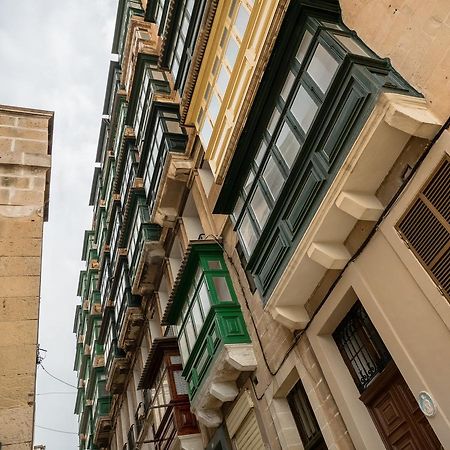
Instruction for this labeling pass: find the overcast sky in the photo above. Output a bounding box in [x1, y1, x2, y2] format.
[0, 1, 117, 448]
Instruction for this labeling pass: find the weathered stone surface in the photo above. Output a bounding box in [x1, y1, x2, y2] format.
[0, 105, 52, 446]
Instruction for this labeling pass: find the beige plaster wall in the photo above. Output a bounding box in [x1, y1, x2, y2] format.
[341, 0, 450, 121]
[0, 106, 52, 449]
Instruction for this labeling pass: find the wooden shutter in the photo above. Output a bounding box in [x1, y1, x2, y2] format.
[226, 390, 265, 450]
[396, 156, 450, 300]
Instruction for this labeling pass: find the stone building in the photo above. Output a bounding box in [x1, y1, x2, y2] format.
[73, 0, 450, 449]
[0, 105, 53, 449]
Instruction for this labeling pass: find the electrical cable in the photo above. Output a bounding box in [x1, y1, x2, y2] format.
[35, 425, 78, 435]
[36, 391, 77, 396]
[38, 364, 77, 389]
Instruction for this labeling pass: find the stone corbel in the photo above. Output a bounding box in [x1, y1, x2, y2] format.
[167, 158, 195, 183]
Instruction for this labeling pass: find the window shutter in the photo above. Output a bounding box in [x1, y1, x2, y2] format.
[226, 390, 265, 450]
[396, 157, 450, 300]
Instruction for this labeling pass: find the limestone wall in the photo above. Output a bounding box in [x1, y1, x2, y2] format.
[341, 0, 450, 121]
[0, 105, 53, 450]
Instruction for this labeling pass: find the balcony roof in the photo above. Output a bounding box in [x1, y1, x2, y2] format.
[161, 240, 223, 325]
[137, 336, 178, 389]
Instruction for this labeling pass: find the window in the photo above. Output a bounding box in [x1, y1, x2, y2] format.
[287, 380, 326, 450]
[140, 109, 187, 213]
[396, 156, 450, 301]
[168, 0, 196, 82]
[233, 18, 350, 259]
[197, 0, 252, 148]
[176, 255, 235, 364]
[333, 301, 391, 393]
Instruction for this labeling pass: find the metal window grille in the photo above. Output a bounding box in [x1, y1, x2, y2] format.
[333, 301, 391, 392]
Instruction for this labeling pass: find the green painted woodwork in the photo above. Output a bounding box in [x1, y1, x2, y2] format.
[165, 242, 251, 399]
[112, 0, 144, 57]
[214, 1, 420, 302]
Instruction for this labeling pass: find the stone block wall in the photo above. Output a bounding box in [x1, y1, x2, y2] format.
[0, 105, 53, 450]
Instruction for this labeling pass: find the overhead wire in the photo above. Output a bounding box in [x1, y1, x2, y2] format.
[35, 424, 78, 435]
[38, 364, 77, 389]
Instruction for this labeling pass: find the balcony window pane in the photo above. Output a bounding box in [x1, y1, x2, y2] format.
[296, 31, 313, 64]
[173, 370, 189, 395]
[209, 93, 220, 123]
[255, 140, 266, 167]
[335, 34, 369, 57]
[198, 281, 211, 318]
[233, 196, 244, 220]
[200, 119, 213, 145]
[243, 170, 255, 194]
[217, 65, 230, 97]
[267, 108, 280, 135]
[235, 5, 250, 38]
[212, 276, 232, 302]
[307, 44, 339, 93]
[281, 71, 296, 102]
[179, 334, 189, 363]
[225, 36, 239, 68]
[263, 156, 284, 199]
[276, 122, 300, 168]
[251, 186, 270, 228]
[207, 260, 222, 270]
[239, 213, 257, 255]
[291, 86, 318, 133]
[192, 299, 204, 331]
[185, 315, 196, 349]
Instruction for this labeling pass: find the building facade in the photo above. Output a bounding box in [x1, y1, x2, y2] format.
[73, 0, 450, 449]
[0, 105, 53, 449]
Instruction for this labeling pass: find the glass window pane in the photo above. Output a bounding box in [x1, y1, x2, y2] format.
[291, 86, 318, 133]
[233, 196, 244, 220]
[208, 93, 221, 123]
[179, 332, 189, 363]
[267, 108, 280, 135]
[243, 170, 255, 194]
[321, 21, 343, 30]
[185, 315, 196, 348]
[276, 122, 300, 168]
[220, 28, 228, 48]
[239, 213, 258, 255]
[212, 277, 232, 301]
[255, 140, 267, 167]
[225, 36, 239, 68]
[235, 5, 250, 38]
[281, 71, 296, 102]
[192, 299, 204, 332]
[217, 65, 230, 97]
[198, 281, 211, 318]
[296, 31, 313, 64]
[335, 34, 369, 57]
[251, 186, 270, 228]
[207, 260, 222, 270]
[307, 44, 339, 93]
[200, 119, 213, 145]
[263, 156, 284, 199]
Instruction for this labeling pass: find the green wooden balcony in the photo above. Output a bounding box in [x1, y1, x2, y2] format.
[93, 379, 112, 447]
[122, 193, 163, 294]
[163, 242, 256, 428]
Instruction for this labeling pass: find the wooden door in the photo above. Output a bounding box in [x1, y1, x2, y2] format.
[360, 362, 442, 450]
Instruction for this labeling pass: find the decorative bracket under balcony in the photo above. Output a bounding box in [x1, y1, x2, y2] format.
[190, 343, 257, 428]
[265, 93, 441, 330]
[118, 306, 145, 350]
